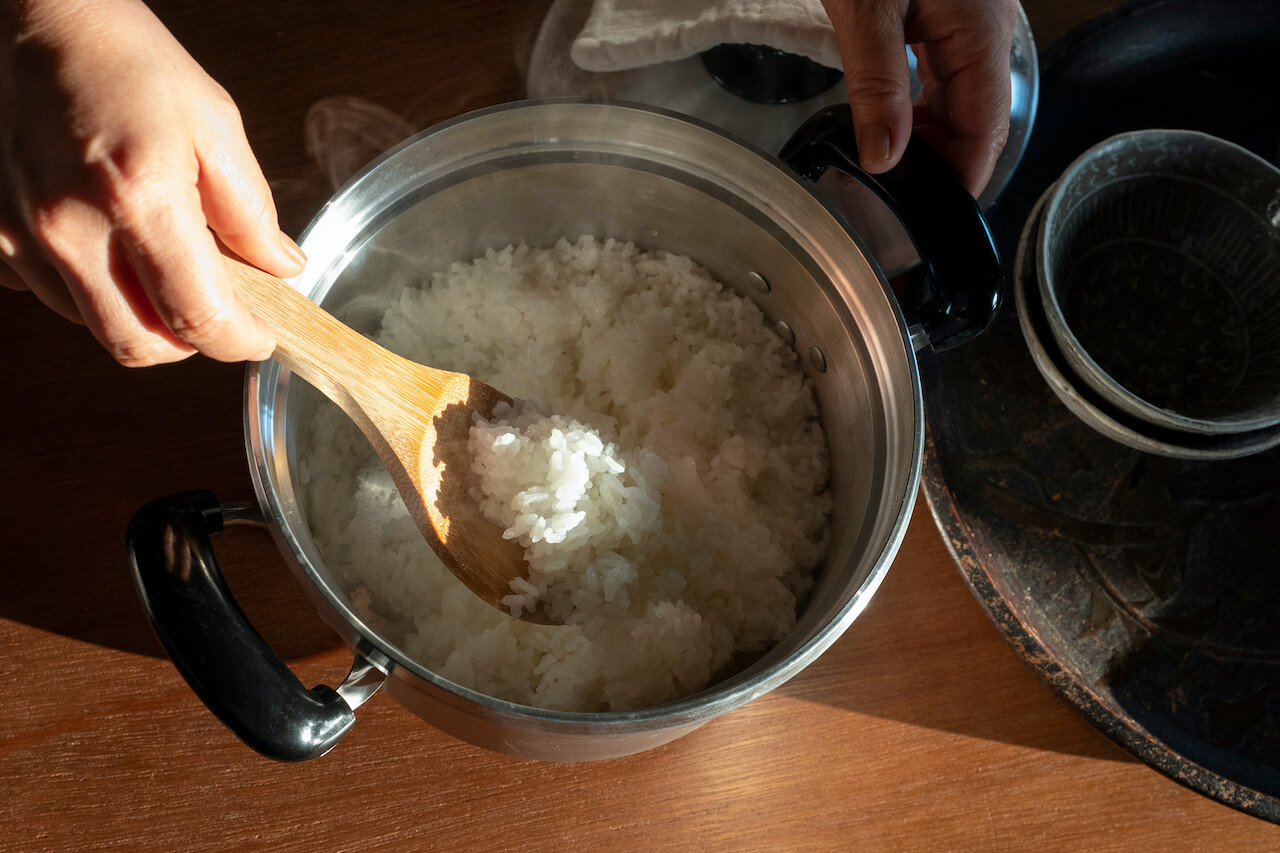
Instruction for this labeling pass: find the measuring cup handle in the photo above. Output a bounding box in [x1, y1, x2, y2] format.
[126, 491, 355, 762]
[780, 104, 1004, 352]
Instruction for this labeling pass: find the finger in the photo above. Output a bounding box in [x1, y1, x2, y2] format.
[106, 155, 278, 364]
[0, 230, 31, 292]
[909, 12, 1014, 194]
[6, 258, 85, 322]
[912, 100, 1006, 197]
[0, 219, 85, 322]
[0, 263, 28, 293]
[37, 209, 196, 366]
[822, 0, 914, 174]
[0, 196, 35, 289]
[8, 159, 203, 361]
[196, 96, 306, 279]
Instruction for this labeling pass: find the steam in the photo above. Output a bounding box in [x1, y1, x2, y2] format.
[304, 96, 417, 191]
[267, 96, 418, 234]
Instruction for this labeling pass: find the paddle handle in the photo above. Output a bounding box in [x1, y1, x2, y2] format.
[220, 253, 387, 404]
[220, 251, 469, 427]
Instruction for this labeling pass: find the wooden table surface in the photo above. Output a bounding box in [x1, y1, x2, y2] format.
[3, 0, 1277, 849]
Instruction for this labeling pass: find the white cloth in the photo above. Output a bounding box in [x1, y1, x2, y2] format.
[570, 0, 842, 73]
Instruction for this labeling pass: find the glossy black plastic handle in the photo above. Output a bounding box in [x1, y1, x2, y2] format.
[126, 491, 354, 762]
[779, 104, 1003, 351]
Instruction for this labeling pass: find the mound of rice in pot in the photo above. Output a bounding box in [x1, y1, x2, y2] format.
[301, 236, 833, 712]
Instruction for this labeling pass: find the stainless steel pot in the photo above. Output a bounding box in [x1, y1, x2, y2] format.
[127, 100, 1001, 762]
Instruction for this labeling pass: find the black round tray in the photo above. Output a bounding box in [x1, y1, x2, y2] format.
[921, 0, 1280, 824]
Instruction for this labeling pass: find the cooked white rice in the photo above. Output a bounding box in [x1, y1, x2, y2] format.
[301, 235, 832, 712]
[468, 400, 667, 623]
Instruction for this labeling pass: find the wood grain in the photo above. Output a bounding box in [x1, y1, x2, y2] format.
[222, 251, 533, 613]
[1, 0, 1276, 849]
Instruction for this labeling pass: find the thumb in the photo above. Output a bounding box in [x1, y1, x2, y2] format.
[822, 0, 914, 174]
[196, 113, 306, 279]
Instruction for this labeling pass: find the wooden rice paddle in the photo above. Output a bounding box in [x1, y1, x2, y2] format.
[221, 249, 552, 625]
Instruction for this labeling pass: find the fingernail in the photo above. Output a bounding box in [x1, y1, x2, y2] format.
[279, 231, 307, 267]
[859, 123, 892, 168]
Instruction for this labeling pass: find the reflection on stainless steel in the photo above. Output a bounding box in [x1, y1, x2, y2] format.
[336, 652, 390, 711]
[221, 501, 269, 529]
[160, 519, 193, 582]
[984, 3, 1039, 210]
[525, 0, 1038, 276]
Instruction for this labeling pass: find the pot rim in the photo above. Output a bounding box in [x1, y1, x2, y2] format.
[244, 98, 923, 729]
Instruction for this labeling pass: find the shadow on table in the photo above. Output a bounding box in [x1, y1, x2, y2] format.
[1, 499, 341, 665]
[773, 507, 1139, 764]
[0, 308, 341, 665]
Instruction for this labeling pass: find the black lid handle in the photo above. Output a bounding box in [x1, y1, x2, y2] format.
[780, 104, 1003, 351]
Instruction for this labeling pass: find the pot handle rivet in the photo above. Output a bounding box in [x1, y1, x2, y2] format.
[747, 270, 772, 294]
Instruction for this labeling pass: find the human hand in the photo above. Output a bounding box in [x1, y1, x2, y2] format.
[0, 0, 303, 366]
[821, 0, 1017, 197]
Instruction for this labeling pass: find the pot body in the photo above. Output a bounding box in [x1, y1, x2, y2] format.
[247, 101, 922, 759]
[129, 99, 1002, 762]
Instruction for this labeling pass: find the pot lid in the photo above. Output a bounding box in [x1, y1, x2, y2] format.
[525, 0, 1039, 277]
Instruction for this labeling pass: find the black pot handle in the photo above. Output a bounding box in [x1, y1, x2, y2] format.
[126, 491, 355, 762]
[779, 104, 1003, 351]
